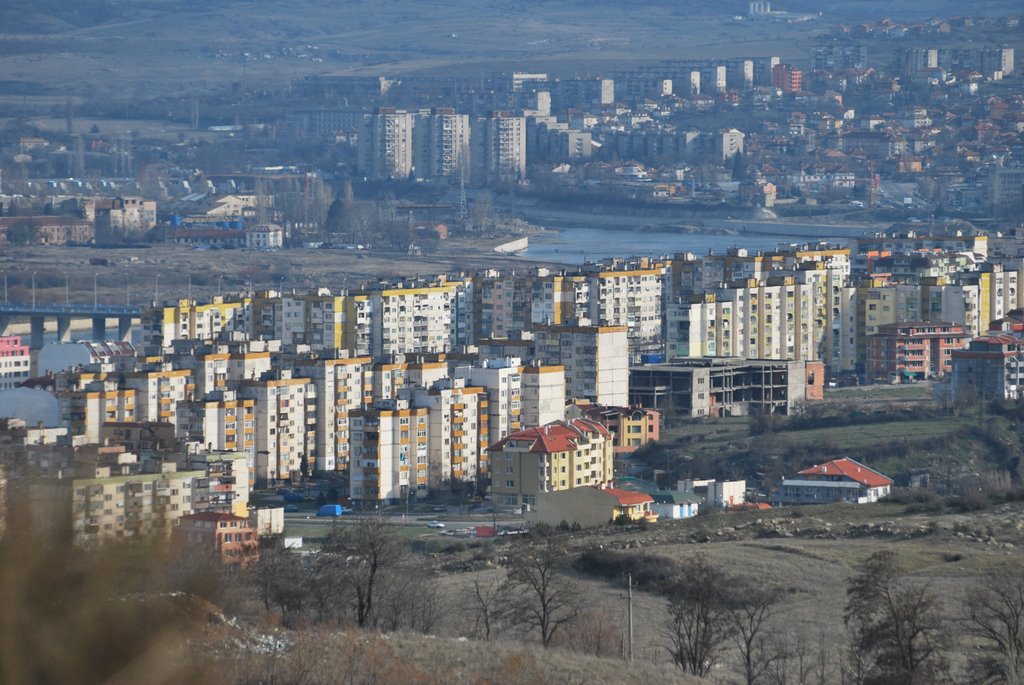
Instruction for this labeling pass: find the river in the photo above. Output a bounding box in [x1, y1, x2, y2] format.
[518, 219, 883, 265]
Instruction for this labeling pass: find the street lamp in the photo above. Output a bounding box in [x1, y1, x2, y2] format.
[217, 275, 223, 297]
[154, 273, 160, 305]
[64, 272, 69, 305]
[31, 271, 36, 307]
[93, 273, 98, 308]
[2, 270, 7, 304]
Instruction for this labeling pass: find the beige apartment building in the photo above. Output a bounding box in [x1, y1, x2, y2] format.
[531, 324, 629, 406]
[349, 400, 430, 503]
[488, 418, 614, 509]
[521, 364, 566, 428]
[292, 356, 373, 473]
[29, 458, 204, 544]
[414, 378, 489, 489]
[240, 371, 311, 486]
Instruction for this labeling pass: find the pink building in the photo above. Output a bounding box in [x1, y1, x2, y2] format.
[0, 336, 31, 390]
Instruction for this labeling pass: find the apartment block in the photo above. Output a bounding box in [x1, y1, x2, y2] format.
[239, 371, 311, 486]
[349, 400, 430, 503]
[413, 378, 489, 489]
[454, 357, 524, 447]
[472, 111, 527, 185]
[413, 108, 471, 182]
[865, 321, 969, 383]
[532, 324, 629, 406]
[176, 390, 256, 460]
[292, 356, 372, 473]
[521, 364, 567, 428]
[488, 418, 614, 508]
[140, 297, 251, 351]
[358, 108, 416, 180]
[29, 458, 204, 544]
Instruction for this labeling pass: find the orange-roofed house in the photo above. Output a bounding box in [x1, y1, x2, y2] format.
[527, 485, 658, 528]
[773, 458, 893, 505]
[487, 418, 614, 510]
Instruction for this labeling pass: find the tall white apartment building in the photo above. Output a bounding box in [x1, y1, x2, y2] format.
[586, 262, 665, 360]
[367, 282, 458, 356]
[454, 357, 524, 446]
[413, 378, 489, 489]
[532, 324, 629, 406]
[472, 111, 527, 185]
[140, 297, 251, 350]
[292, 356, 372, 473]
[240, 371, 311, 486]
[176, 389, 256, 460]
[123, 367, 192, 425]
[358, 108, 416, 180]
[521, 364, 566, 428]
[349, 400, 429, 503]
[414, 108, 471, 182]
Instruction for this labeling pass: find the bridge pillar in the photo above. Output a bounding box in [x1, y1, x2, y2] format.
[0, 316, 9, 336]
[30, 316, 46, 350]
[92, 317, 107, 341]
[57, 316, 72, 343]
[118, 317, 133, 342]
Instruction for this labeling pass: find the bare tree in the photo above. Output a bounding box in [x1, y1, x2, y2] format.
[844, 550, 948, 685]
[323, 516, 406, 629]
[664, 553, 733, 677]
[964, 567, 1024, 685]
[248, 540, 309, 626]
[463, 575, 507, 641]
[502, 540, 581, 648]
[729, 582, 784, 685]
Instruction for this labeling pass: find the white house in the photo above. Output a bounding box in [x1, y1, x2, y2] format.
[773, 458, 893, 505]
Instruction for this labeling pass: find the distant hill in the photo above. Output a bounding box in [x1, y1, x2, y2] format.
[0, 0, 1017, 98]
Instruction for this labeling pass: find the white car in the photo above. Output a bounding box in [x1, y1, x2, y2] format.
[427, 520, 445, 529]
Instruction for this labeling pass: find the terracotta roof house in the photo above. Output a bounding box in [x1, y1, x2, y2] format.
[527, 484, 658, 528]
[773, 458, 894, 505]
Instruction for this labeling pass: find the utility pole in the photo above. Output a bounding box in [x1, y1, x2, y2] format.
[627, 572, 634, 662]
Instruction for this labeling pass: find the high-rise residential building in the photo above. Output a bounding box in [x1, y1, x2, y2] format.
[488, 418, 614, 508]
[58, 378, 137, 444]
[865, 322, 969, 383]
[521, 364, 567, 428]
[28, 458, 205, 544]
[472, 111, 527, 185]
[364, 280, 461, 356]
[123, 367, 192, 425]
[414, 108, 470, 182]
[454, 357, 524, 447]
[140, 297, 251, 351]
[349, 399, 430, 503]
[586, 261, 666, 360]
[771, 63, 803, 93]
[240, 371, 311, 486]
[532, 324, 629, 406]
[358, 108, 416, 180]
[414, 378, 489, 490]
[292, 356, 372, 473]
[176, 390, 256, 461]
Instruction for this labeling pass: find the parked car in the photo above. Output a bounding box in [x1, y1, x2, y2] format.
[284, 504, 300, 513]
[427, 520, 445, 529]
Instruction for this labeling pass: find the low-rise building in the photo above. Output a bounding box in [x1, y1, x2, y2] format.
[527, 485, 657, 528]
[865, 321, 969, 383]
[773, 458, 893, 505]
[0, 336, 30, 390]
[173, 512, 259, 566]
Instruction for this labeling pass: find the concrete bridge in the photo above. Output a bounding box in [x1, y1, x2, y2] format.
[0, 303, 141, 349]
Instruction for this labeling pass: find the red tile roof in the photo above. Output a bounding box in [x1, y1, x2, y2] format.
[797, 458, 893, 488]
[602, 487, 654, 506]
[489, 418, 609, 454]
